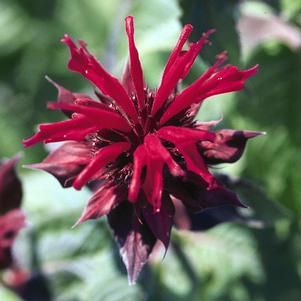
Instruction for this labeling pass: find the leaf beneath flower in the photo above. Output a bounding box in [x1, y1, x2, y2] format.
[108, 202, 156, 284]
[141, 193, 175, 250]
[73, 183, 125, 227]
[25, 142, 91, 187]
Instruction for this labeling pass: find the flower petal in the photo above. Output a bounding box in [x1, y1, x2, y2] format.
[48, 102, 131, 132]
[125, 16, 145, 110]
[129, 134, 183, 211]
[158, 126, 216, 188]
[128, 145, 146, 203]
[61, 35, 139, 123]
[162, 24, 193, 76]
[73, 142, 130, 190]
[152, 29, 213, 116]
[201, 130, 265, 164]
[160, 52, 258, 124]
[25, 142, 91, 187]
[23, 101, 132, 148]
[108, 202, 156, 284]
[0, 155, 22, 215]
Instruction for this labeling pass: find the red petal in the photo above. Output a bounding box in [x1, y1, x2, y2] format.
[181, 29, 216, 79]
[23, 116, 96, 147]
[73, 142, 130, 190]
[128, 145, 146, 203]
[151, 43, 198, 115]
[158, 126, 215, 142]
[121, 61, 136, 97]
[129, 134, 183, 211]
[160, 56, 258, 125]
[61, 35, 139, 123]
[158, 126, 216, 188]
[162, 24, 193, 79]
[48, 102, 131, 132]
[125, 16, 145, 110]
[152, 29, 213, 116]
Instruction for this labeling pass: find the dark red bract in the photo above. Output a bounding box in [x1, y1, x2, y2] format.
[24, 16, 262, 283]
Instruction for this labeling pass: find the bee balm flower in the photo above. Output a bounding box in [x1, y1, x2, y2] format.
[24, 16, 261, 283]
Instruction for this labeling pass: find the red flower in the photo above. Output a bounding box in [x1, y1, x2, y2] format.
[0, 155, 25, 270]
[24, 16, 262, 283]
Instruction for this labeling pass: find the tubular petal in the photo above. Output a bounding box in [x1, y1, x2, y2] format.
[48, 102, 131, 132]
[152, 30, 214, 116]
[162, 24, 193, 78]
[181, 29, 215, 79]
[24, 116, 100, 147]
[129, 134, 184, 210]
[125, 16, 145, 110]
[128, 145, 146, 202]
[151, 44, 197, 115]
[158, 126, 215, 142]
[158, 127, 216, 188]
[61, 34, 139, 123]
[161, 60, 258, 125]
[73, 142, 130, 190]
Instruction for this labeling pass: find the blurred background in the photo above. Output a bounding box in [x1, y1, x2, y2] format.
[0, 0, 301, 300]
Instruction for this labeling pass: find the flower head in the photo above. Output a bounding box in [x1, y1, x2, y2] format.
[0, 155, 25, 270]
[24, 16, 262, 283]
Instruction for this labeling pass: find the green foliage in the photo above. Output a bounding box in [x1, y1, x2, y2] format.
[180, 0, 241, 65]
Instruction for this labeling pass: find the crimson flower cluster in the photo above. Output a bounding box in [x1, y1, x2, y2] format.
[24, 17, 261, 283]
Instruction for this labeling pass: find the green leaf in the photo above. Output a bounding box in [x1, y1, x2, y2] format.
[0, 287, 21, 301]
[231, 43, 301, 217]
[179, 0, 241, 65]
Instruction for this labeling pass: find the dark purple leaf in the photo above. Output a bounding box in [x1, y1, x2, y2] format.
[173, 195, 245, 231]
[46, 76, 86, 117]
[74, 184, 125, 226]
[108, 202, 156, 284]
[167, 174, 245, 212]
[141, 194, 175, 250]
[0, 155, 22, 215]
[25, 141, 91, 187]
